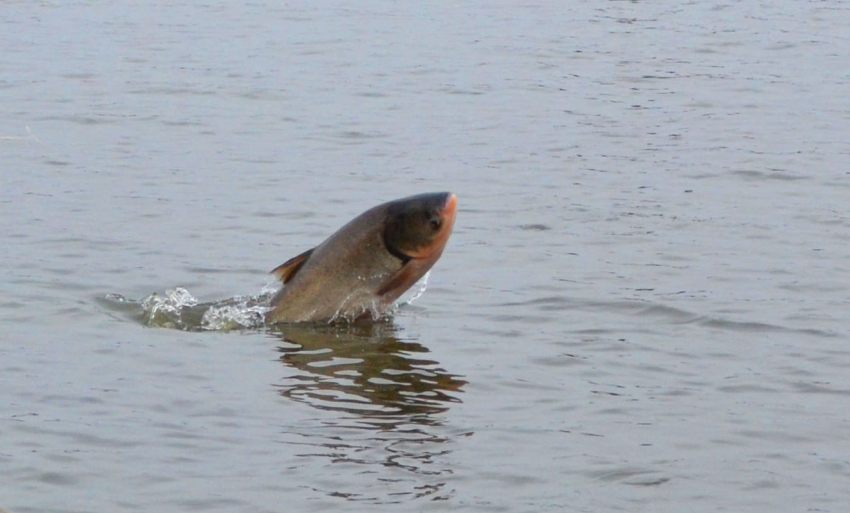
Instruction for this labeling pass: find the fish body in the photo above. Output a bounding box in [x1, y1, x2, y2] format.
[265, 192, 457, 323]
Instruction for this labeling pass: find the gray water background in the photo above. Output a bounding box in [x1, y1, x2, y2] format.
[2, 1, 850, 511]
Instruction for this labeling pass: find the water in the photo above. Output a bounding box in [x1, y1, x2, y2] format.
[3, 1, 850, 511]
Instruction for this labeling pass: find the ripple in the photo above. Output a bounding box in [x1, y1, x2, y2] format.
[268, 322, 465, 503]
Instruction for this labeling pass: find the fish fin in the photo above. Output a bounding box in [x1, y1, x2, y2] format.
[376, 258, 430, 300]
[270, 248, 314, 284]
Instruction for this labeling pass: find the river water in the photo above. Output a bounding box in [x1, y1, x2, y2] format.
[2, 1, 850, 512]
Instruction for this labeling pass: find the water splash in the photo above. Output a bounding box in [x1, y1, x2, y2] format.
[102, 271, 432, 331]
[398, 270, 430, 306]
[117, 287, 273, 331]
[140, 287, 198, 329]
[326, 271, 431, 323]
[200, 299, 270, 331]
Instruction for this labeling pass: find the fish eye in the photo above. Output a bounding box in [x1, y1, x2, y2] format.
[429, 218, 441, 230]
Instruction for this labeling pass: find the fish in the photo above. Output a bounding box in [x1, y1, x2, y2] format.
[265, 192, 457, 323]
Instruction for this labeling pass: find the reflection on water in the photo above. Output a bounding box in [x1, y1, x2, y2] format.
[270, 321, 467, 503]
[98, 288, 469, 503]
[273, 321, 465, 417]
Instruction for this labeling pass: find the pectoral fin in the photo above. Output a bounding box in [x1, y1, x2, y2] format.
[376, 257, 434, 301]
[270, 248, 314, 284]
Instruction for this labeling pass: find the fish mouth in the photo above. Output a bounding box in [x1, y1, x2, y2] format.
[444, 192, 458, 221]
[410, 192, 457, 260]
[442, 192, 458, 235]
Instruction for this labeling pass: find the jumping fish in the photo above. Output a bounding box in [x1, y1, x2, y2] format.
[265, 192, 457, 323]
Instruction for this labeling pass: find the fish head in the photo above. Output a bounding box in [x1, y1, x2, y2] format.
[383, 192, 457, 261]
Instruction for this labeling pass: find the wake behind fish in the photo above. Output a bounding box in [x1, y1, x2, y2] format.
[101, 272, 431, 331]
[102, 287, 272, 331]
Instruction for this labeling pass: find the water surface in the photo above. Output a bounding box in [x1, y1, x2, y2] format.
[2, 1, 850, 512]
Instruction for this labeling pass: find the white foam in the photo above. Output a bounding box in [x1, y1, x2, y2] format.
[201, 302, 269, 331]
